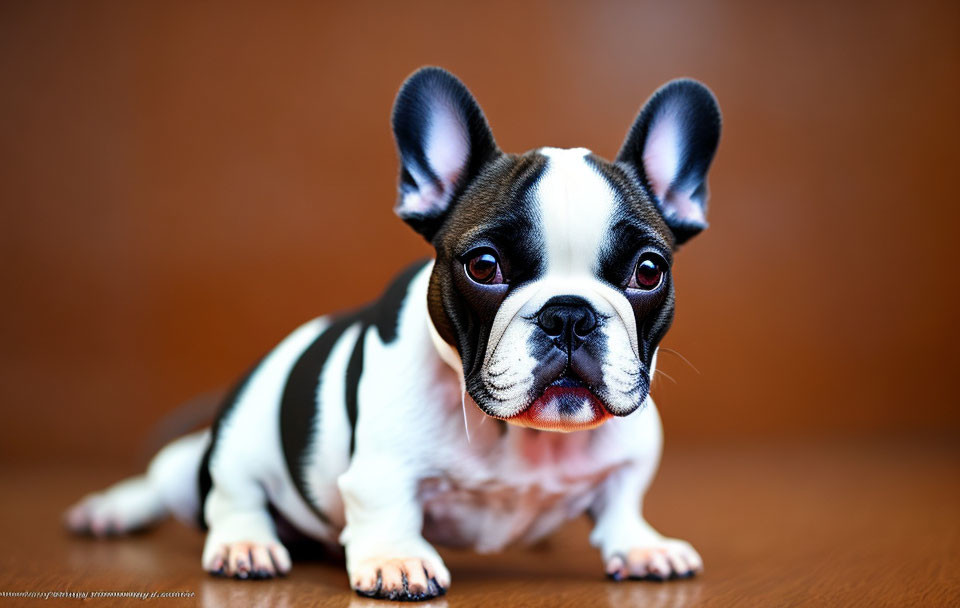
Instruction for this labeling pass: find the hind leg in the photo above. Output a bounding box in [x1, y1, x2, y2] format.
[64, 475, 165, 536]
[64, 429, 209, 536]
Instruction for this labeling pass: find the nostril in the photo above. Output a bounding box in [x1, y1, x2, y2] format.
[536, 298, 599, 344]
[573, 310, 598, 337]
[537, 308, 564, 337]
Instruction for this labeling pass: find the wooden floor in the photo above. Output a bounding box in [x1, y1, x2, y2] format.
[1, 436, 958, 607]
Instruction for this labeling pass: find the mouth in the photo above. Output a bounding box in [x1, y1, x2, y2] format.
[504, 372, 612, 432]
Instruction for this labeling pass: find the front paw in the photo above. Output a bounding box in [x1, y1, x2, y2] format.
[604, 538, 703, 582]
[351, 555, 449, 601]
[203, 540, 292, 580]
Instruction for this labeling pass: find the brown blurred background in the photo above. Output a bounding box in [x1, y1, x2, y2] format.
[1, 0, 958, 465]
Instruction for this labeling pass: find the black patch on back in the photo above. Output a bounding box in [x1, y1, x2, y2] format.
[278, 259, 427, 521]
[340, 259, 429, 452]
[343, 325, 365, 456]
[197, 261, 426, 530]
[196, 359, 264, 529]
[280, 316, 354, 525]
[367, 259, 429, 344]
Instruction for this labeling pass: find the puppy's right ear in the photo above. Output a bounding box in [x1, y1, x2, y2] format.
[392, 67, 499, 241]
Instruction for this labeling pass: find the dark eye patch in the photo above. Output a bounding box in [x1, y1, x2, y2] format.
[455, 217, 544, 285]
[598, 219, 672, 288]
[445, 155, 548, 286]
[427, 152, 549, 383]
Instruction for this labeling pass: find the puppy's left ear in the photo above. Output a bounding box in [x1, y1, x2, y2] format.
[617, 79, 721, 245]
[392, 67, 499, 241]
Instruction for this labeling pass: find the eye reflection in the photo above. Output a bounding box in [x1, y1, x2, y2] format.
[628, 252, 665, 291]
[465, 250, 504, 284]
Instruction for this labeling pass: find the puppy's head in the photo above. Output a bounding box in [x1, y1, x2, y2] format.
[392, 67, 720, 432]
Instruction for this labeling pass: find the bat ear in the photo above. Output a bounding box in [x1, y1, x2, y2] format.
[617, 79, 721, 245]
[392, 67, 499, 241]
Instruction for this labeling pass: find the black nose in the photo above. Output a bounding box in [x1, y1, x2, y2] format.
[536, 296, 599, 352]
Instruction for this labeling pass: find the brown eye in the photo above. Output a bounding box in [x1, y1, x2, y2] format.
[465, 250, 503, 284]
[629, 253, 665, 291]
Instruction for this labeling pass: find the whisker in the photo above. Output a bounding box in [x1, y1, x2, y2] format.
[461, 391, 471, 444]
[660, 347, 700, 375]
[654, 368, 677, 384]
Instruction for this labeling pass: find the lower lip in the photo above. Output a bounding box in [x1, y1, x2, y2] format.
[507, 386, 612, 432]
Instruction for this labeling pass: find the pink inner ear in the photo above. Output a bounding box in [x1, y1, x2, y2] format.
[663, 188, 707, 225]
[425, 100, 469, 187]
[642, 108, 681, 201]
[642, 107, 705, 225]
[400, 186, 444, 215]
[398, 97, 469, 217]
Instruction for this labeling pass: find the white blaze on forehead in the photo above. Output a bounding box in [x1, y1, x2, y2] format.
[535, 147, 619, 276]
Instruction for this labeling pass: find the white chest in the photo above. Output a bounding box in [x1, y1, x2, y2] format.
[419, 429, 627, 552]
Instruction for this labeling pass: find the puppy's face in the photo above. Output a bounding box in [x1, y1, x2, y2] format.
[392, 68, 720, 432]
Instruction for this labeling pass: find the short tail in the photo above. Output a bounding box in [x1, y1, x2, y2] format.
[64, 429, 210, 536]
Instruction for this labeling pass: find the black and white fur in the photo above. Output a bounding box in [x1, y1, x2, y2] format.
[65, 67, 721, 601]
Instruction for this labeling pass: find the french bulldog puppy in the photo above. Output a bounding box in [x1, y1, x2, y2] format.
[65, 67, 721, 601]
